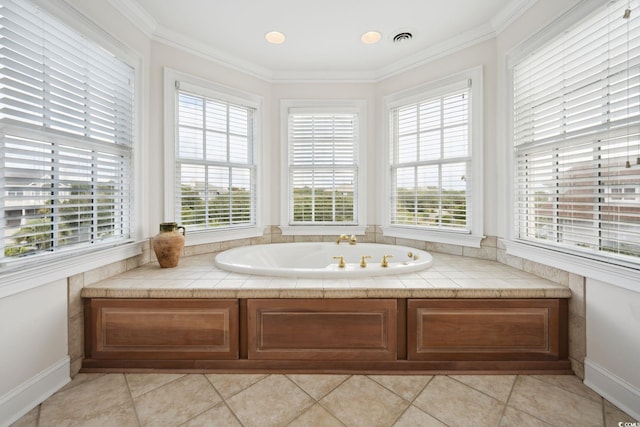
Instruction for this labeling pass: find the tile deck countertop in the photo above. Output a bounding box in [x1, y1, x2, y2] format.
[81, 252, 572, 299]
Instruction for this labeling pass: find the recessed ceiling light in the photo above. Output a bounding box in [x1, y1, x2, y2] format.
[265, 31, 285, 44]
[361, 31, 382, 44]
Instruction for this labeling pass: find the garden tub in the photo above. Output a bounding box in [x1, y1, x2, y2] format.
[214, 242, 433, 278]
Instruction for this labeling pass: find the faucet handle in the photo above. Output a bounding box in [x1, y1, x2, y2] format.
[360, 255, 372, 268]
[381, 254, 394, 267]
[349, 235, 357, 245]
[333, 255, 346, 268]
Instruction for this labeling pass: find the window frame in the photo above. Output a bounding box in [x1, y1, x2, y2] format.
[0, 0, 145, 296]
[504, 0, 640, 291]
[163, 68, 264, 245]
[279, 99, 367, 236]
[381, 67, 484, 247]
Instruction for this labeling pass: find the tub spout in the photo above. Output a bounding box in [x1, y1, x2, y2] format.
[336, 234, 357, 245]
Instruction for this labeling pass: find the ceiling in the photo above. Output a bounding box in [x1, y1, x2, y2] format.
[109, 0, 537, 81]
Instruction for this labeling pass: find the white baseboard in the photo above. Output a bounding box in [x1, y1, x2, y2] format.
[584, 358, 640, 420]
[0, 357, 70, 427]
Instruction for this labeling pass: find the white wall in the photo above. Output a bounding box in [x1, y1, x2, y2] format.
[0, 280, 69, 426]
[585, 279, 640, 419]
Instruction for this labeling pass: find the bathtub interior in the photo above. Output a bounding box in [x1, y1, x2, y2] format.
[214, 242, 433, 278]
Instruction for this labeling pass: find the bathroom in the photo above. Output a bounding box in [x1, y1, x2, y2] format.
[1, 0, 639, 425]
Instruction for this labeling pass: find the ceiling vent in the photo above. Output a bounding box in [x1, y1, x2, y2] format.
[393, 32, 413, 44]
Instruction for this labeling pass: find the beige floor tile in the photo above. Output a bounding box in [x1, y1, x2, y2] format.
[133, 374, 221, 427]
[320, 375, 409, 427]
[180, 402, 242, 427]
[393, 405, 446, 427]
[57, 373, 106, 393]
[204, 373, 268, 399]
[125, 373, 185, 397]
[413, 376, 504, 427]
[226, 375, 314, 427]
[288, 403, 344, 427]
[508, 376, 603, 427]
[368, 375, 432, 401]
[449, 374, 516, 402]
[9, 406, 39, 427]
[604, 400, 637, 426]
[43, 401, 138, 427]
[287, 374, 350, 400]
[531, 375, 602, 402]
[39, 374, 131, 426]
[500, 406, 553, 426]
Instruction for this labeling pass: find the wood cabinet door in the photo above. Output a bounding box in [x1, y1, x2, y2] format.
[86, 299, 238, 360]
[407, 299, 567, 361]
[247, 299, 397, 360]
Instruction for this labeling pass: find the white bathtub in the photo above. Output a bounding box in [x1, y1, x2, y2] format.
[214, 242, 433, 278]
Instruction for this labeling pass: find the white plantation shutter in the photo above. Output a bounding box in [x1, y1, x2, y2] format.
[390, 84, 471, 232]
[176, 90, 256, 230]
[288, 110, 358, 224]
[513, 0, 640, 262]
[0, 0, 134, 261]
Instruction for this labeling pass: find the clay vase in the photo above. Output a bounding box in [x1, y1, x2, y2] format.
[152, 222, 186, 268]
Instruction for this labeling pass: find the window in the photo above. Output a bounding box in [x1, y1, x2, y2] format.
[166, 72, 261, 240]
[281, 100, 365, 232]
[512, 0, 640, 264]
[0, 0, 134, 263]
[383, 68, 483, 246]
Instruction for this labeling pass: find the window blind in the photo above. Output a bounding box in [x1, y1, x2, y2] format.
[176, 90, 256, 230]
[513, 0, 640, 262]
[288, 112, 358, 225]
[0, 0, 134, 260]
[390, 87, 471, 231]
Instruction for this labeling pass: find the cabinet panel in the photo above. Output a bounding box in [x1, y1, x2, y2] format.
[86, 299, 238, 360]
[408, 299, 565, 361]
[248, 299, 397, 360]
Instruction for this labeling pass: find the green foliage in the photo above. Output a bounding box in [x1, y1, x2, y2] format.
[4, 183, 118, 257]
[394, 187, 467, 227]
[292, 186, 354, 223]
[179, 186, 252, 228]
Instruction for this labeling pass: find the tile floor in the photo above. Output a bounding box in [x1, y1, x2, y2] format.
[10, 373, 636, 427]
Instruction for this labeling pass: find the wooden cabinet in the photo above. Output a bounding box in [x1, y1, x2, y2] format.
[407, 299, 567, 361]
[82, 297, 569, 373]
[247, 299, 397, 360]
[85, 299, 238, 360]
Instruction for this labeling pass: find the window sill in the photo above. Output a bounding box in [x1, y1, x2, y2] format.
[0, 241, 144, 299]
[382, 226, 484, 248]
[184, 226, 266, 246]
[279, 225, 368, 236]
[504, 240, 640, 293]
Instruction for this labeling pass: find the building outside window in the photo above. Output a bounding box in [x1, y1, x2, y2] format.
[0, 0, 135, 264]
[512, 0, 640, 265]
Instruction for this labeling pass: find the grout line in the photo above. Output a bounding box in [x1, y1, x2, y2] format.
[202, 372, 247, 426]
[123, 373, 143, 427]
[497, 373, 519, 426]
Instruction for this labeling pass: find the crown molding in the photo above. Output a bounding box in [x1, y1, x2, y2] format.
[104, 0, 540, 83]
[491, 0, 539, 34]
[106, 0, 158, 37]
[152, 26, 274, 82]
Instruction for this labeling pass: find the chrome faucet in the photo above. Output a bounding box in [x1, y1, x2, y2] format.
[336, 234, 357, 245]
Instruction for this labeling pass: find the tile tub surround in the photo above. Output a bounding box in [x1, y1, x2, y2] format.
[12, 373, 637, 426]
[79, 251, 574, 374]
[81, 252, 571, 300]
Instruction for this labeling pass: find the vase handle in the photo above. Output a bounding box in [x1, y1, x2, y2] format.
[177, 226, 186, 236]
